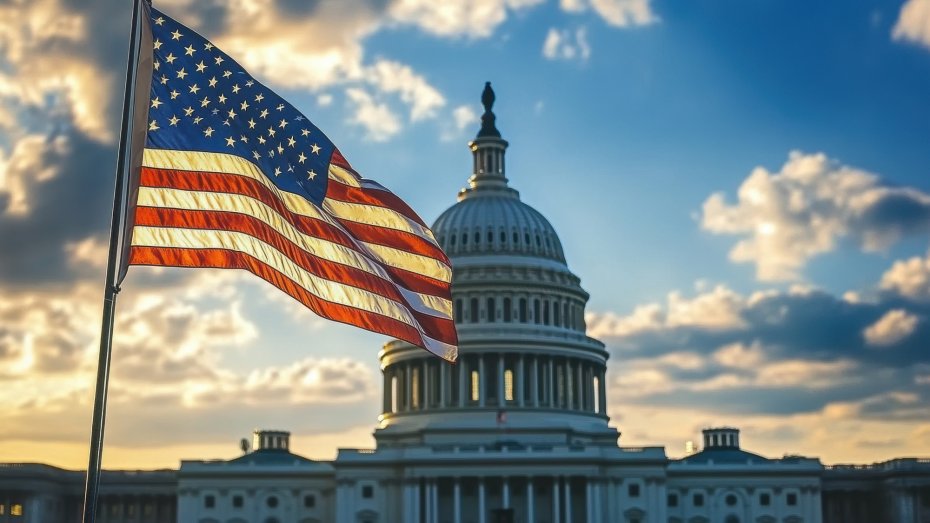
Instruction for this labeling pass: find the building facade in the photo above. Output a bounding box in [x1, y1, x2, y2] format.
[2, 84, 929, 523]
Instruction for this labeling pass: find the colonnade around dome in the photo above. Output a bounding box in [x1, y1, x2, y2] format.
[381, 350, 608, 418]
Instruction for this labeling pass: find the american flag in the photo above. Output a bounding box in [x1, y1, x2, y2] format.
[127, 7, 457, 360]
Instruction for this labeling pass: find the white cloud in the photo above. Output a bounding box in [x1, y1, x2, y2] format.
[389, 0, 545, 39]
[701, 151, 930, 281]
[64, 235, 108, 270]
[864, 309, 920, 347]
[713, 341, 766, 370]
[559, 0, 658, 27]
[317, 93, 334, 107]
[880, 249, 930, 301]
[587, 284, 746, 338]
[560, 0, 587, 13]
[893, 0, 930, 49]
[542, 27, 592, 62]
[0, 0, 133, 142]
[440, 104, 480, 142]
[590, 0, 658, 27]
[243, 357, 377, 404]
[453, 105, 479, 131]
[365, 60, 446, 121]
[345, 88, 402, 141]
[0, 134, 68, 216]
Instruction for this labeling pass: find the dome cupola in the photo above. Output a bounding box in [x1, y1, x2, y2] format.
[432, 82, 566, 264]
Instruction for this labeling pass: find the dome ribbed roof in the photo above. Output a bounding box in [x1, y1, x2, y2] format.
[431, 82, 566, 264]
[432, 195, 566, 263]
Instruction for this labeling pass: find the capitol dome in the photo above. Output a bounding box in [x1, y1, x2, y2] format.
[432, 192, 567, 264]
[375, 83, 614, 448]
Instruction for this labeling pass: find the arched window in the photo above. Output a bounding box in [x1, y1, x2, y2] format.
[504, 369, 514, 402]
[470, 298, 479, 323]
[519, 298, 527, 322]
[500, 231, 506, 243]
[503, 298, 512, 322]
[487, 230, 494, 244]
[486, 297, 495, 322]
[593, 376, 600, 413]
[543, 301, 550, 325]
[553, 302, 561, 327]
[533, 299, 541, 324]
[455, 299, 463, 323]
[474, 231, 480, 244]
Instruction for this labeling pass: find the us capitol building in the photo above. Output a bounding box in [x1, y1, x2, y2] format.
[2, 84, 929, 523]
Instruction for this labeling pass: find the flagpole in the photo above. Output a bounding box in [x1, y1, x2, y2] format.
[81, 0, 145, 521]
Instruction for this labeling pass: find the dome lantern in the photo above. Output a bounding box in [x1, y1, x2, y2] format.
[461, 82, 516, 200]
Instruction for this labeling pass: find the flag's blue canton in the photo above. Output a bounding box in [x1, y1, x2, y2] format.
[145, 8, 332, 205]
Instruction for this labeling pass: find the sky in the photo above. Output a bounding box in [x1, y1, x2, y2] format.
[2, 0, 930, 470]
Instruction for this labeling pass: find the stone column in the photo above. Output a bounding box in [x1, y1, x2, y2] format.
[586, 479, 594, 521]
[498, 354, 505, 405]
[531, 356, 539, 407]
[423, 479, 431, 523]
[564, 478, 572, 522]
[553, 477, 561, 523]
[896, 488, 916, 523]
[440, 360, 449, 408]
[423, 359, 430, 409]
[604, 479, 614, 520]
[27, 494, 43, 523]
[336, 481, 348, 523]
[459, 355, 466, 407]
[405, 362, 413, 411]
[561, 359, 568, 409]
[547, 358, 555, 407]
[517, 354, 525, 406]
[649, 480, 659, 522]
[453, 478, 462, 523]
[404, 480, 418, 522]
[479, 355, 486, 407]
[527, 477, 535, 523]
[383, 367, 391, 413]
[478, 477, 487, 523]
[503, 476, 510, 508]
[576, 361, 583, 411]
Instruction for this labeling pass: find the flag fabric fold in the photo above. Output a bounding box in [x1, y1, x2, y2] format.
[127, 7, 457, 360]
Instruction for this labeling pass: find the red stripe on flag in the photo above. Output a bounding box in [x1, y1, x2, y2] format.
[330, 148, 351, 170]
[326, 178, 428, 229]
[334, 219, 448, 267]
[129, 246, 426, 346]
[132, 206, 457, 343]
[138, 167, 450, 294]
